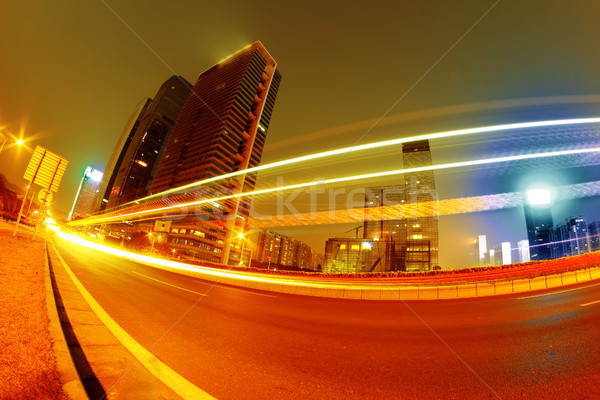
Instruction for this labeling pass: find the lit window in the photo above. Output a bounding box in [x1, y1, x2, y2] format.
[340, 244, 347, 250]
[412, 234, 422, 239]
[351, 244, 360, 250]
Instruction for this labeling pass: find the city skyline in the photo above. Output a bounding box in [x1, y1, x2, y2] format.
[3, 1, 600, 268]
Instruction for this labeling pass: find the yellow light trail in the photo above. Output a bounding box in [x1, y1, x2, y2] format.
[113, 118, 600, 208]
[70, 146, 600, 227]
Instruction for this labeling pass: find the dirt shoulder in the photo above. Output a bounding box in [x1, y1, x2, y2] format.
[0, 220, 66, 399]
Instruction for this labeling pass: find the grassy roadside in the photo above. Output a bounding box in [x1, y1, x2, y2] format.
[0, 221, 66, 399]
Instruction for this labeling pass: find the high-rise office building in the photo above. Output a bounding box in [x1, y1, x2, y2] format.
[565, 216, 590, 256]
[94, 98, 151, 213]
[98, 76, 192, 210]
[588, 220, 600, 252]
[363, 140, 438, 271]
[255, 230, 321, 270]
[69, 167, 103, 221]
[523, 188, 553, 260]
[149, 42, 282, 265]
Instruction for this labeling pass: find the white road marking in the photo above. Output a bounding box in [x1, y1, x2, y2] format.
[131, 271, 207, 296]
[517, 282, 600, 300]
[580, 299, 600, 307]
[50, 241, 215, 399]
[193, 279, 277, 298]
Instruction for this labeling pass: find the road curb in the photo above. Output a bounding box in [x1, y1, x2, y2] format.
[43, 241, 89, 400]
[136, 258, 600, 301]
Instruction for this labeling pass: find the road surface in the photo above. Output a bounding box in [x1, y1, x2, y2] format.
[51, 236, 600, 399]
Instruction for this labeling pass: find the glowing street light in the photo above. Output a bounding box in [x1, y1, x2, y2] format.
[237, 231, 247, 266]
[526, 188, 551, 206]
[0, 131, 24, 155]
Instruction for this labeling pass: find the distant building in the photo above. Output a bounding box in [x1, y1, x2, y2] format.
[254, 230, 322, 270]
[550, 216, 590, 258]
[566, 216, 590, 256]
[69, 167, 103, 221]
[474, 234, 488, 266]
[501, 242, 511, 265]
[363, 140, 438, 271]
[588, 221, 600, 251]
[518, 240, 530, 263]
[149, 42, 282, 265]
[98, 76, 192, 211]
[523, 189, 553, 260]
[323, 238, 387, 274]
[550, 222, 571, 259]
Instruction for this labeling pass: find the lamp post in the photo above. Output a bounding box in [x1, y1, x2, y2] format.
[237, 232, 246, 266]
[149, 232, 156, 253]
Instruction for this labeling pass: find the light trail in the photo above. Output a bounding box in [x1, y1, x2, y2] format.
[112, 117, 600, 208]
[248, 179, 600, 228]
[70, 146, 600, 227]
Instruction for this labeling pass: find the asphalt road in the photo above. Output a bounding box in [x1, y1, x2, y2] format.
[51, 237, 600, 400]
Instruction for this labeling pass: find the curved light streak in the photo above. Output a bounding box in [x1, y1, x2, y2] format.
[69, 146, 600, 227]
[113, 117, 600, 208]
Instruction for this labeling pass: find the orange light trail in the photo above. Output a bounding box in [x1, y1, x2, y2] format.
[69, 145, 600, 227]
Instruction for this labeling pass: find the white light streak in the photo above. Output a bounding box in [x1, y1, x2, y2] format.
[114, 118, 600, 208]
[72, 146, 600, 226]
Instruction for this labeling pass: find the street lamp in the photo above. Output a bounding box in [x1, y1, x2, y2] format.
[237, 232, 246, 266]
[149, 232, 156, 253]
[0, 130, 24, 155]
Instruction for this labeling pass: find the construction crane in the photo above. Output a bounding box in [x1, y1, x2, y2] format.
[345, 224, 363, 239]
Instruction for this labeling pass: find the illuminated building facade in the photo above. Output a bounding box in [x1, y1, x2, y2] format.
[69, 167, 103, 221]
[254, 230, 322, 270]
[99, 76, 191, 210]
[473, 234, 488, 266]
[588, 221, 600, 252]
[149, 42, 281, 265]
[363, 140, 439, 271]
[518, 240, 530, 263]
[323, 238, 387, 273]
[551, 216, 590, 258]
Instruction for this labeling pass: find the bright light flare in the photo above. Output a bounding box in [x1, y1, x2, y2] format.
[526, 188, 551, 206]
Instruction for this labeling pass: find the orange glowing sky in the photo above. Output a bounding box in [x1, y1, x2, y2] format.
[3, 1, 600, 267]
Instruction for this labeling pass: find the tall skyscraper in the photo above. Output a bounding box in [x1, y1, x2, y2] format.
[98, 76, 192, 210]
[69, 167, 103, 221]
[363, 140, 439, 271]
[523, 188, 553, 260]
[149, 42, 282, 265]
[94, 98, 151, 212]
[518, 240, 530, 263]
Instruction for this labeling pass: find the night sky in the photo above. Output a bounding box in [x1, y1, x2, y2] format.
[2, 0, 600, 267]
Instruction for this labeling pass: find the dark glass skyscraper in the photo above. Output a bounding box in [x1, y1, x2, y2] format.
[149, 42, 281, 265]
[97, 76, 191, 211]
[363, 140, 439, 271]
[523, 189, 554, 260]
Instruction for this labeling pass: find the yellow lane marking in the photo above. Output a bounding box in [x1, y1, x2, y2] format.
[50, 240, 216, 399]
[193, 280, 277, 298]
[517, 282, 600, 300]
[131, 271, 207, 296]
[580, 299, 600, 307]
